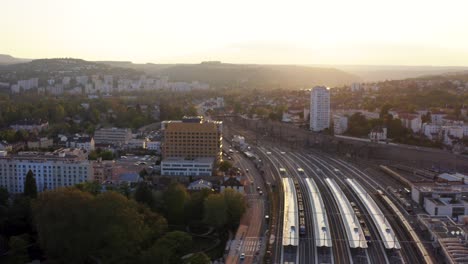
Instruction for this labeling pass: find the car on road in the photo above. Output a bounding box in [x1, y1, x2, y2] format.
[280, 151, 285, 154]
[266, 151, 271, 155]
[333, 168, 339, 172]
[257, 186, 261, 191]
[259, 191, 263, 195]
[240, 253, 245, 260]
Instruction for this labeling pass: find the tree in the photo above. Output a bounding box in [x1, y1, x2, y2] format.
[33, 188, 167, 264]
[135, 182, 154, 209]
[223, 189, 247, 228]
[347, 113, 371, 137]
[6, 235, 30, 264]
[140, 231, 192, 264]
[0, 187, 8, 206]
[185, 188, 212, 223]
[188, 252, 211, 264]
[75, 181, 101, 195]
[219, 160, 233, 173]
[163, 183, 189, 225]
[203, 194, 227, 228]
[24, 170, 37, 199]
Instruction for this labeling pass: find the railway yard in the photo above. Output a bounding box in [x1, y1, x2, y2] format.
[222, 119, 459, 264]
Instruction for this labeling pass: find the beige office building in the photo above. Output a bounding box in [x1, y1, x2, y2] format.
[162, 116, 222, 160]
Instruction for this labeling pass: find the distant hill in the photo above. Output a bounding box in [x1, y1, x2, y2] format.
[0, 58, 142, 83]
[99, 61, 361, 88]
[329, 65, 468, 82]
[0, 54, 31, 65]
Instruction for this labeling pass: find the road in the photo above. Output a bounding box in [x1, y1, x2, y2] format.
[224, 141, 267, 264]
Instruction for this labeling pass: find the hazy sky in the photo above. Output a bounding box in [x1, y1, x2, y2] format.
[2, 0, 468, 65]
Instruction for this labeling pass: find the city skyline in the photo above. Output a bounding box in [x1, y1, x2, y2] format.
[2, 0, 468, 66]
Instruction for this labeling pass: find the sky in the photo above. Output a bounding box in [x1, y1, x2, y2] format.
[2, 0, 468, 65]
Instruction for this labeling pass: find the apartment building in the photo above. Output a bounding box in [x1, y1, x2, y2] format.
[0, 149, 92, 193]
[162, 116, 222, 161]
[94, 128, 132, 146]
[310, 86, 330, 132]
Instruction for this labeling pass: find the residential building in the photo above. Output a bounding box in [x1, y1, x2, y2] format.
[10, 119, 49, 132]
[431, 112, 447, 125]
[125, 139, 147, 149]
[221, 176, 245, 193]
[94, 128, 132, 146]
[67, 136, 95, 152]
[369, 126, 387, 142]
[0, 149, 92, 193]
[27, 137, 53, 149]
[92, 160, 114, 183]
[350, 82, 361, 92]
[146, 141, 161, 152]
[333, 114, 348, 135]
[422, 123, 441, 140]
[309, 86, 330, 132]
[162, 116, 222, 160]
[187, 179, 213, 191]
[160, 157, 214, 177]
[0, 141, 12, 151]
[398, 113, 422, 133]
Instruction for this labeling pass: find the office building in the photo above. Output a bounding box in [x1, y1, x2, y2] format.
[162, 116, 222, 160]
[94, 128, 132, 146]
[160, 157, 214, 177]
[0, 149, 92, 193]
[310, 86, 330, 132]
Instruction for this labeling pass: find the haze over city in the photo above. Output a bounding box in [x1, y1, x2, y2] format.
[2, 1, 468, 264]
[2, 0, 468, 65]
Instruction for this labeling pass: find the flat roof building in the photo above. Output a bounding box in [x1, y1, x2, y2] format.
[310, 86, 330, 132]
[94, 128, 132, 146]
[160, 157, 214, 177]
[162, 116, 222, 161]
[0, 149, 92, 193]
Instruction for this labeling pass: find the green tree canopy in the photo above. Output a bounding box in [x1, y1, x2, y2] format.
[135, 182, 154, 209]
[24, 170, 37, 199]
[203, 194, 227, 229]
[163, 183, 189, 225]
[33, 188, 168, 264]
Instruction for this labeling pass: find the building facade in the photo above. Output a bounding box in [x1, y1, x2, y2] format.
[160, 157, 214, 177]
[0, 149, 92, 193]
[310, 86, 330, 132]
[162, 116, 222, 160]
[94, 128, 132, 146]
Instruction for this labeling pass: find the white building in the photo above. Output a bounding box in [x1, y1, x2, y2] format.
[369, 127, 387, 142]
[160, 157, 214, 177]
[188, 179, 213, 191]
[422, 123, 441, 140]
[398, 113, 422, 133]
[350, 83, 361, 92]
[431, 113, 447, 125]
[309, 86, 330, 132]
[0, 149, 92, 193]
[94, 128, 132, 146]
[333, 114, 348, 135]
[67, 137, 95, 152]
[126, 139, 147, 149]
[146, 141, 161, 152]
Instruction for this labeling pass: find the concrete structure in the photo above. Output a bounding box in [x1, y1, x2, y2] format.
[92, 160, 114, 183]
[0, 149, 92, 193]
[431, 112, 447, 125]
[304, 178, 332, 247]
[126, 139, 146, 149]
[160, 157, 214, 177]
[325, 178, 368, 248]
[94, 128, 132, 146]
[282, 177, 299, 246]
[412, 184, 468, 218]
[333, 114, 348, 135]
[162, 116, 223, 161]
[422, 123, 441, 140]
[188, 179, 213, 191]
[418, 215, 468, 263]
[346, 178, 400, 249]
[309, 86, 330, 132]
[350, 82, 361, 92]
